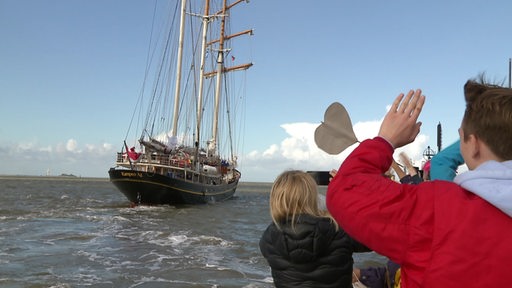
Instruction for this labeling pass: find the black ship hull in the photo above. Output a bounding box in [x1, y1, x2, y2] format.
[108, 168, 239, 205]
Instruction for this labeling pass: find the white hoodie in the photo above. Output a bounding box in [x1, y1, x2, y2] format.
[454, 160, 512, 217]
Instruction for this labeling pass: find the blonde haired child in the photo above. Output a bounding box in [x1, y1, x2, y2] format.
[259, 170, 369, 288]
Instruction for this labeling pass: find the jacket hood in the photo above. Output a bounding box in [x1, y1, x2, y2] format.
[454, 160, 512, 217]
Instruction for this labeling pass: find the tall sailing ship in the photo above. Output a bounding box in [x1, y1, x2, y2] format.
[108, 0, 253, 205]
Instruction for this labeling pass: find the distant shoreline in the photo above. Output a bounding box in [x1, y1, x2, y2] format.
[0, 175, 109, 181]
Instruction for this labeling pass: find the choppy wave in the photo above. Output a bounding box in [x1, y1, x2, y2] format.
[0, 178, 281, 287]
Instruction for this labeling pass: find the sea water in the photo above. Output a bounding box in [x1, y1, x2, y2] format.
[0, 177, 387, 287]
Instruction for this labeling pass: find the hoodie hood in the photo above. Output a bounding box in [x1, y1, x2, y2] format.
[454, 160, 512, 217]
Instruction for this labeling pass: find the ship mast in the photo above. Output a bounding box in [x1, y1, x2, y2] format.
[195, 0, 211, 153]
[171, 0, 188, 137]
[210, 0, 253, 152]
[210, 0, 227, 150]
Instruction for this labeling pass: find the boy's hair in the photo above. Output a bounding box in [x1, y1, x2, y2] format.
[462, 75, 512, 160]
[269, 170, 333, 230]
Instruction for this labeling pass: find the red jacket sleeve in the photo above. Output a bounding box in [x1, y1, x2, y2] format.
[326, 137, 435, 269]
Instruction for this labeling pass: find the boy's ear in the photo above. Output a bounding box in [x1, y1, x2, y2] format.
[467, 134, 480, 160]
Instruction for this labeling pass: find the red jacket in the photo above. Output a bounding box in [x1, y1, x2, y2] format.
[326, 137, 512, 288]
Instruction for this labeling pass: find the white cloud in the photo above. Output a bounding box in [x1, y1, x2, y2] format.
[66, 139, 78, 152]
[262, 144, 279, 157]
[239, 119, 431, 182]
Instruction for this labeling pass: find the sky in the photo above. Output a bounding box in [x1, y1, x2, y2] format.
[1, 0, 511, 182]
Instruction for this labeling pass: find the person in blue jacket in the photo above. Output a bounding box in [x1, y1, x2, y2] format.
[430, 140, 465, 181]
